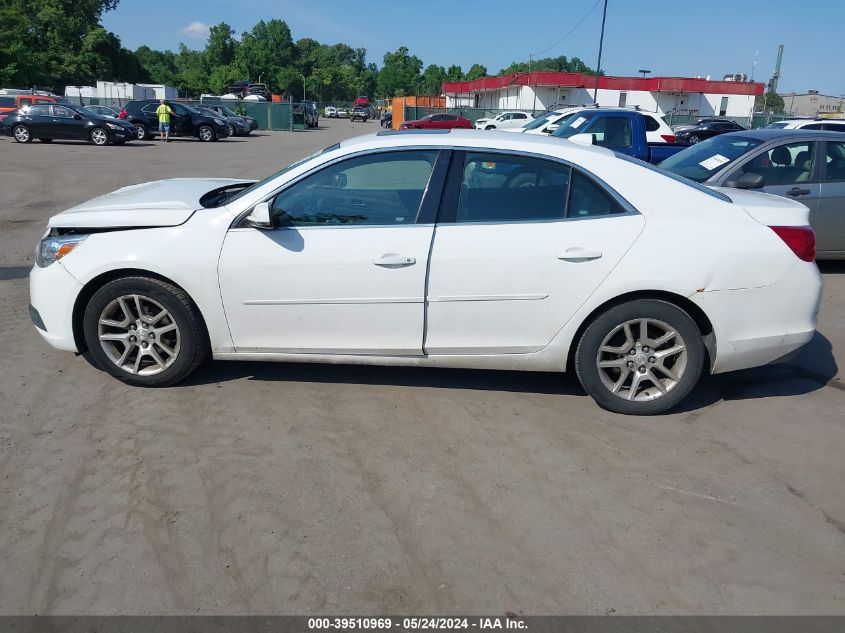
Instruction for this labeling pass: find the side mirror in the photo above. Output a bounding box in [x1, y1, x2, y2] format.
[569, 133, 595, 146]
[245, 201, 273, 229]
[724, 172, 764, 189]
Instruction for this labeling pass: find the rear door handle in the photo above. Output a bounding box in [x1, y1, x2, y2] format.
[787, 187, 811, 197]
[558, 248, 603, 262]
[373, 254, 416, 267]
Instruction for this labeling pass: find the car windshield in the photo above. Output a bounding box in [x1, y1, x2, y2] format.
[659, 135, 764, 182]
[550, 112, 592, 138]
[522, 111, 563, 130]
[182, 104, 203, 115]
[765, 122, 790, 129]
[223, 143, 342, 205]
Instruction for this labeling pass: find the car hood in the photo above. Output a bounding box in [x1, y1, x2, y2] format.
[48, 178, 250, 229]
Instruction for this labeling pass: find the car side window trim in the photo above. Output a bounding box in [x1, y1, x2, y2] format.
[435, 147, 638, 225]
[232, 148, 450, 230]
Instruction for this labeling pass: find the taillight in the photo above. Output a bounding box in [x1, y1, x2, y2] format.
[118, 109, 127, 119]
[770, 225, 815, 262]
[661, 134, 677, 143]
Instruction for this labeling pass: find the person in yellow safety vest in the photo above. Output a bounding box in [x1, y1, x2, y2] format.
[155, 99, 174, 142]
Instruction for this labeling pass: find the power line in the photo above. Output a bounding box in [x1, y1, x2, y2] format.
[529, 0, 602, 59]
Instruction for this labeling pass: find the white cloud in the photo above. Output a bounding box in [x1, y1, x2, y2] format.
[181, 21, 210, 39]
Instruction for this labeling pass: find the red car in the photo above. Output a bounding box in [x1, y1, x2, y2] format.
[400, 113, 473, 130]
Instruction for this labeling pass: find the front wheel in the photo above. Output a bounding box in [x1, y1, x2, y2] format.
[82, 277, 208, 387]
[574, 299, 705, 415]
[90, 127, 109, 145]
[485, 125, 495, 130]
[12, 125, 32, 143]
[688, 135, 700, 144]
[198, 125, 214, 142]
[135, 124, 149, 140]
[227, 124, 235, 137]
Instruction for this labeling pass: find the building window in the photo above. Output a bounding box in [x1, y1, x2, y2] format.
[618, 91, 627, 107]
[719, 96, 729, 116]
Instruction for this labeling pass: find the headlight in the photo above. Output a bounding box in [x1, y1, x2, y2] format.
[36, 234, 87, 268]
[106, 122, 120, 129]
[213, 118, 225, 125]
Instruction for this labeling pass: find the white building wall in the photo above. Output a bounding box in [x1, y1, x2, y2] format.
[445, 85, 757, 118]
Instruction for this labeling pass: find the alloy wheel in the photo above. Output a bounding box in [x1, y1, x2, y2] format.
[595, 318, 688, 402]
[199, 126, 213, 141]
[13, 125, 31, 143]
[97, 294, 181, 376]
[91, 128, 108, 145]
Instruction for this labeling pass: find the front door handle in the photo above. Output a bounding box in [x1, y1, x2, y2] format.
[558, 248, 603, 262]
[787, 187, 811, 197]
[373, 254, 416, 267]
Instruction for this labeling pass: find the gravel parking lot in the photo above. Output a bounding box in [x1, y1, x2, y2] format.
[0, 121, 843, 615]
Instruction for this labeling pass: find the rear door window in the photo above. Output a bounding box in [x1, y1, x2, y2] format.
[727, 141, 816, 186]
[456, 152, 570, 222]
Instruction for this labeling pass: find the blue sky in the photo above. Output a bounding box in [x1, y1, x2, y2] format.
[102, 0, 844, 96]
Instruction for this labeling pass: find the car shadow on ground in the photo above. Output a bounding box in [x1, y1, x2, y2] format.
[818, 261, 845, 274]
[182, 332, 839, 410]
[11, 141, 156, 147]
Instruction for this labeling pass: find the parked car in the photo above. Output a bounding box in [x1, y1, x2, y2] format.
[475, 111, 535, 130]
[196, 106, 250, 137]
[400, 113, 473, 129]
[325, 106, 338, 118]
[336, 107, 349, 118]
[294, 102, 318, 128]
[660, 129, 845, 258]
[203, 104, 258, 133]
[765, 118, 845, 132]
[511, 108, 580, 135]
[673, 119, 745, 144]
[1, 103, 136, 145]
[29, 130, 820, 415]
[119, 100, 229, 141]
[672, 117, 736, 131]
[353, 96, 370, 108]
[551, 110, 686, 164]
[350, 106, 369, 122]
[246, 83, 271, 100]
[0, 94, 59, 123]
[84, 105, 120, 119]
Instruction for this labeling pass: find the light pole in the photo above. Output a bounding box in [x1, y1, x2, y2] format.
[638, 69, 651, 79]
[592, 0, 608, 105]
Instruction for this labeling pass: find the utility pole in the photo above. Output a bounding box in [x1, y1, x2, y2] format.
[592, 0, 608, 105]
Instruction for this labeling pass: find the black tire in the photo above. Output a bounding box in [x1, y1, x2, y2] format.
[227, 124, 235, 137]
[39, 138, 53, 143]
[12, 124, 32, 143]
[82, 276, 208, 387]
[135, 123, 149, 140]
[574, 299, 705, 415]
[198, 125, 214, 142]
[90, 127, 109, 146]
[485, 125, 495, 130]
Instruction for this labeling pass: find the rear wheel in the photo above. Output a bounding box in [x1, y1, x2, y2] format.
[198, 125, 214, 142]
[688, 135, 700, 144]
[82, 277, 208, 387]
[574, 299, 705, 415]
[12, 125, 32, 143]
[90, 127, 108, 145]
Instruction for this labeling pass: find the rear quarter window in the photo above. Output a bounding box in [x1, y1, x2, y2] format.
[0, 96, 16, 107]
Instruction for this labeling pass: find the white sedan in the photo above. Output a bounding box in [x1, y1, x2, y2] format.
[475, 111, 535, 130]
[29, 131, 821, 414]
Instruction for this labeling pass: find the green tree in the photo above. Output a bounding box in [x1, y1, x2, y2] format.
[464, 64, 487, 81]
[422, 64, 446, 95]
[377, 47, 422, 97]
[135, 46, 178, 85]
[755, 91, 785, 113]
[205, 22, 236, 68]
[174, 44, 208, 96]
[445, 65, 463, 83]
[235, 19, 295, 91]
[498, 55, 599, 76]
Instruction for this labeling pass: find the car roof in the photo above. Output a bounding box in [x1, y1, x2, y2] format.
[719, 128, 841, 140]
[341, 129, 616, 162]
